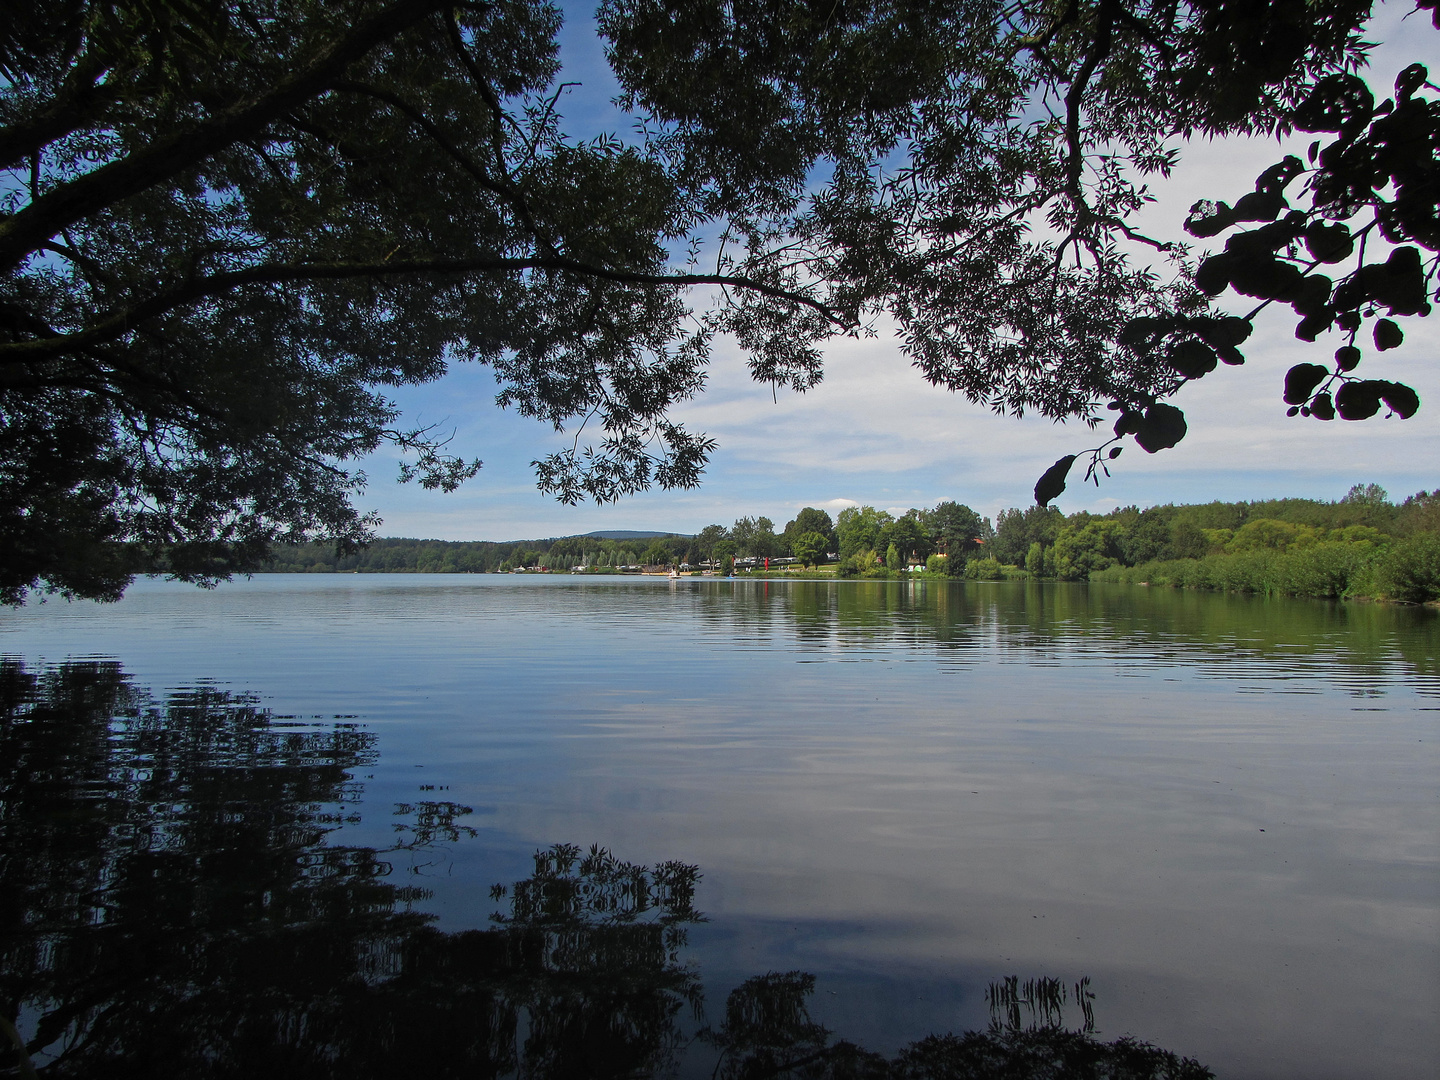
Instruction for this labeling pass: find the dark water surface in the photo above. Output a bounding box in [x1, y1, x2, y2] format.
[1, 575, 1436, 1078]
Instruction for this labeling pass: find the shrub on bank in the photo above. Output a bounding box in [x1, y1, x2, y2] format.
[964, 557, 1026, 580]
[1378, 534, 1440, 603]
[964, 557, 1005, 580]
[1090, 535, 1440, 603]
[838, 549, 887, 577]
[1091, 547, 1357, 598]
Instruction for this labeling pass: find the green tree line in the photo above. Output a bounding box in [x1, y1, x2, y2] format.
[259, 502, 993, 575]
[981, 484, 1440, 603]
[260, 535, 679, 575]
[259, 486, 1438, 601]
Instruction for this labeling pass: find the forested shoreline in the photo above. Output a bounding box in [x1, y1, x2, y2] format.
[979, 485, 1440, 604]
[258, 486, 1440, 604]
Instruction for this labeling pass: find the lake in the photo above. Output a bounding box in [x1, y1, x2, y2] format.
[1, 575, 1436, 1078]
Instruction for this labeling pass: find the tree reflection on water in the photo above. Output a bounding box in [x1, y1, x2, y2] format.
[0, 661, 1211, 1079]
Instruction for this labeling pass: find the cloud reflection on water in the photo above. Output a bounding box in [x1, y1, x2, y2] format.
[0, 661, 1210, 1079]
[0, 577, 1435, 1077]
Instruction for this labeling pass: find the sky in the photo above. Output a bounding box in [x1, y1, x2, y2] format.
[353, 2, 1440, 542]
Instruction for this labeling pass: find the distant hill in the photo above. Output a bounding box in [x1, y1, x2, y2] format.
[260, 531, 694, 574]
[576, 530, 689, 540]
[494, 530, 684, 543]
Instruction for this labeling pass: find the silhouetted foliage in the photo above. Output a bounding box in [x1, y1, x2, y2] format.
[4, 0, 1410, 602]
[1054, 57, 1436, 496]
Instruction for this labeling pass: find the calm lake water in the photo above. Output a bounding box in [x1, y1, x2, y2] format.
[1, 575, 1436, 1078]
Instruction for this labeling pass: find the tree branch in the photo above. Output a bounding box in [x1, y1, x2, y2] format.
[0, 255, 849, 362]
[1063, 0, 1118, 221]
[332, 78, 558, 254]
[0, 0, 453, 274]
[444, 9, 522, 163]
[0, 49, 124, 170]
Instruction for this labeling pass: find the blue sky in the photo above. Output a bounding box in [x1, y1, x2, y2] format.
[355, 2, 1439, 541]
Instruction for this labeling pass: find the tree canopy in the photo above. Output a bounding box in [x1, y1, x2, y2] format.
[782, 506, 836, 553]
[2, 0, 1433, 602]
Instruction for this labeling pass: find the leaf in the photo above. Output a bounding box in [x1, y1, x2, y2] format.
[1293, 73, 1375, 135]
[1330, 273, 1369, 312]
[1335, 380, 1383, 420]
[1294, 310, 1335, 341]
[1382, 186, 1440, 256]
[1231, 189, 1287, 222]
[1377, 381, 1420, 419]
[1193, 316, 1252, 349]
[1372, 247, 1427, 315]
[1395, 63, 1428, 101]
[1310, 392, 1336, 420]
[1373, 318, 1403, 350]
[1226, 218, 1303, 255]
[1283, 363, 1329, 404]
[1184, 200, 1236, 238]
[1227, 254, 1303, 300]
[1133, 404, 1187, 453]
[1303, 221, 1353, 263]
[1117, 317, 1171, 346]
[1034, 455, 1076, 507]
[1112, 409, 1144, 437]
[1335, 346, 1361, 371]
[1289, 274, 1332, 317]
[1194, 253, 1234, 295]
[1333, 255, 1426, 317]
[1255, 156, 1305, 194]
[1168, 339, 1217, 379]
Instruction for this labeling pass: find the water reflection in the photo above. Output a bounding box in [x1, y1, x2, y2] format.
[691, 579, 1439, 687]
[0, 661, 1212, 1079]
[986, 975, 1095, 1036]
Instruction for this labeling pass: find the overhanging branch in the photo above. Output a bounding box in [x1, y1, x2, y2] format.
[0, 0, 453, 274]
[0, 255, 850, 362]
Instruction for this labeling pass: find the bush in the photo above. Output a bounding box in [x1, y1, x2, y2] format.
[1050, 521, 1124, 580]
[1090, 538, 1389, 599]
[1379, 534, 1440, 603]
[1025, 542, 1044, 575]
[964, 557, 1007, 580]
[1282, 541, 1371, 598]
[838, 548, 885, 577]
[792, 531, 829, 568]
